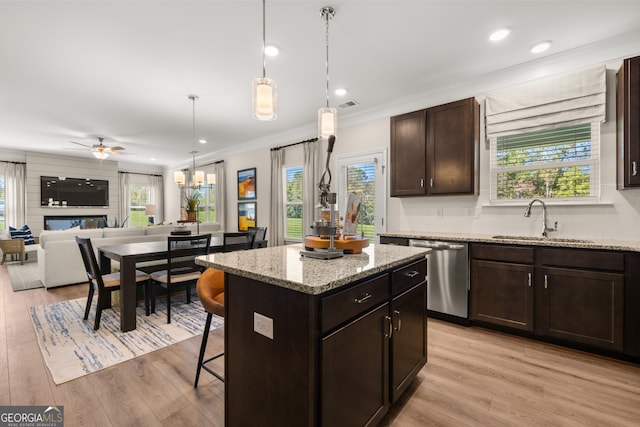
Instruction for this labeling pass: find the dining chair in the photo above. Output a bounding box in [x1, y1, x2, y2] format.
[222, 231, 254, 252]
[75, 236, 151, 330]
[247, 226, 267, 248]
[150, 234, 212, 323]
[194, 267, 225, 387]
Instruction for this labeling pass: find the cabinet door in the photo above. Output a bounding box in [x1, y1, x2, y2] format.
[390, 282, 427, 403]
[321, 303, 390, 427]
[539, 267, 624, 352]
[617, 55, 640, 188]
[390, 110, 426, 196]
[426, 97, 479, 195]
[470, 260, 534, 331]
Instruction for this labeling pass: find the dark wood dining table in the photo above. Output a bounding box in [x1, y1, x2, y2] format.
[98, 236, 266, 332]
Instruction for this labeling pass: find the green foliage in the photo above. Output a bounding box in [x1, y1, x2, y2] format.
[185, 189, 201, 212]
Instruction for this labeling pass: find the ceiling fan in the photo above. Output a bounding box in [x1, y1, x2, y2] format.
[69, 137, 126, 160]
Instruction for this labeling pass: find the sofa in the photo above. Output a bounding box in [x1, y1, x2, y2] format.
[36, 223, 222, 288]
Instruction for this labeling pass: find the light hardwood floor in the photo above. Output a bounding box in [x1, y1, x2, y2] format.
[2, 264, 639, 426]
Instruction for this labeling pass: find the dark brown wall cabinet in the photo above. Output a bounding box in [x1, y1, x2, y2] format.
[390, 97, 480, 197]
[617, 55, 640, 189]
[470, 244, 625, 353]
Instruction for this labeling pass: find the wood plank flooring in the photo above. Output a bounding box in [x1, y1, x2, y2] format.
[2, 264, 639, 426]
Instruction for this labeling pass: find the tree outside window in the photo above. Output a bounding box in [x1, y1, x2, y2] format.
[285, 166, 303, 240]
[129, 184, 150, 227]
[345, 163, 376, 240]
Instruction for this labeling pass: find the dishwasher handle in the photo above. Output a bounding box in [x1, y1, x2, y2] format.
[409, 240, 466, 251]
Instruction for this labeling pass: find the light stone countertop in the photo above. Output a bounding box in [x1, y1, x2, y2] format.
[195, 243, 430, 295]
[380, 231, 640, 252]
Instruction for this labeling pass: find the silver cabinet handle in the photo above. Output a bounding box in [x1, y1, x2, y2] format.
[430, 178, 434, 188]
[384, 315, 393, 338]
[354, 293, 372, 304]
[528, 272, 532, 287]
[544, 274, 548, 289]
[634, 161, 638, 177]
[393, 310, 402, 332]
[405, 270, 419, 278]
[420, 178, 424, 188]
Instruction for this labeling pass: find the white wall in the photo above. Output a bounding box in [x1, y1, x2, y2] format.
[211, 61, 640, 242]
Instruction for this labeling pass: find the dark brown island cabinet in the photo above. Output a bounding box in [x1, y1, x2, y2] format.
[471, 244, 640, 357]
[390, 97, 480, 197]
[222, 257, 427, 427]
[617, 55, 640, 189]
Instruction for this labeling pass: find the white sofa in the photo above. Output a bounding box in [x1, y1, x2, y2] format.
[36, 223, 222, 288]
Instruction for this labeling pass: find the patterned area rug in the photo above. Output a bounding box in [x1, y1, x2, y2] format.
[29, 296, 223, 384]
[7, 259, 44, 291]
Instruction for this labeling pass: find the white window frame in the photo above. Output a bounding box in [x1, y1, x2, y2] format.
[283, 164, 304, 242]
[337, 149, 387, 243]
[489, 122, 601, 204]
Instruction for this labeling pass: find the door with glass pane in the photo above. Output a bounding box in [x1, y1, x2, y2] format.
[338, 151, 386, 243]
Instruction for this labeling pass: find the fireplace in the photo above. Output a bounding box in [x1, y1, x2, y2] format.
[44, 215, 108, 230]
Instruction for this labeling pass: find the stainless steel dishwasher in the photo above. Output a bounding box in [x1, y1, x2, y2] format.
[409, 239, 469, 324]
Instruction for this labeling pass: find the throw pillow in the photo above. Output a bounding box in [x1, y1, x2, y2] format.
[9, 225, 36, 245]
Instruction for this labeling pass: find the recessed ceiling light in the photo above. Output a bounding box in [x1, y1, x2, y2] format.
[150, 157, 157, 161]
[198, 139, 207, 144]
[531, 40, 552, 54]
[489, 27, 511, 42]
[264, 44, 279, 57]
[334, 88, 347, 96]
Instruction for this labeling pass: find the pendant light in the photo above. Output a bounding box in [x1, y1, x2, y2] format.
[252, 0, 277, 121]
[318, 6, 337, 139]
[175, 94, 204, 189]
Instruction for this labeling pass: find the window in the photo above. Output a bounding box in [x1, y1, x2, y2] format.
[490, 122, 600, 201]
[0, 176, 5, 230]
[338, 150, 386, 243]
[129, 184, 150, 227]
[284, 166, 303, 240]
[200, 177, 216, 223]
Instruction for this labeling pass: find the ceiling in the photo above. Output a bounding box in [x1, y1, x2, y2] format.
[2, 1, 640, 170]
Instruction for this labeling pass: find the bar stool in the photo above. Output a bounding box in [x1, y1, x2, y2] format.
[194, 268, 225, 387]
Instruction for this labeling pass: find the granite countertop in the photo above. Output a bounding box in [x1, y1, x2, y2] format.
[380, 231, 640, 252]
[195, 243, 430, 295]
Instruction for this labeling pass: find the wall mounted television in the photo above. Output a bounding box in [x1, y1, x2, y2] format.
[41, 176, 109, 207]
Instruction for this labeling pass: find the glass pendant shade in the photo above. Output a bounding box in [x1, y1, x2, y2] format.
[174, 171, 185, 186]
[92, 150, 109, 160]
[194, 170, 205, 186]
[252, 77, 277, 121]
[318, 106, 337, 139]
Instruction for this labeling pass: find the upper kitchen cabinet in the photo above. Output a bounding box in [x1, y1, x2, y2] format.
[390, 97, 480, 197]
[617, 55, 640, 189]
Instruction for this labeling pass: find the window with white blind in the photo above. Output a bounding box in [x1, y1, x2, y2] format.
[284, 166, 303, 240]
[490, 122, 600, 201]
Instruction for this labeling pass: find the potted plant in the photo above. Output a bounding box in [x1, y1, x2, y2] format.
[185, 190, 200, 222]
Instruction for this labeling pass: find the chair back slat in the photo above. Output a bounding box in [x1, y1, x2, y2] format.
[75, 236, 105, 290]
[223, 232, 254, 252]
[166, 234, 212, 284]
[247, 226, 267, 247]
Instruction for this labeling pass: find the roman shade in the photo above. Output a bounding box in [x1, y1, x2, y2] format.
[485, 65, 606, 139]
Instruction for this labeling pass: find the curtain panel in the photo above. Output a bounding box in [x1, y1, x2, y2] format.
[303, 141, 320, 239]
[212, 162, 226, 230]
[485, 65, 606, 139]
[2, 162, 26, 228]
[269, 149, 284, 246]
[149, 175, 164, 223]
[118, 172, 131, 227]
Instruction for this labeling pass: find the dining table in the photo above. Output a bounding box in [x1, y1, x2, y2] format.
[98, 236, 266, 332]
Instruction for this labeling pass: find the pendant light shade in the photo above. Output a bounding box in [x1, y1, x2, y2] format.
[318, 6, 336, 139]
[253, 0, 277, 121]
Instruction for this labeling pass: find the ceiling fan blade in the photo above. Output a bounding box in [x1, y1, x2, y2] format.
[69, 140, 92, 148]
[110, 146, 125, 151]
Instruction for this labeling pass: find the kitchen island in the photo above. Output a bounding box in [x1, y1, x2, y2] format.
[196, 243, 430, 427]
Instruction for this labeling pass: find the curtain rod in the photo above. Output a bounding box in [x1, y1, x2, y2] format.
[0, 160, 26, 165]
[119, 171, 163, 177]
[271, 137, 319, 151]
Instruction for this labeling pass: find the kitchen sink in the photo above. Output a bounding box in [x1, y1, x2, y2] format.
[491, 235, 594, 244]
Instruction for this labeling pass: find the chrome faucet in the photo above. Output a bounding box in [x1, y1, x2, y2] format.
[524, 199, 558, 237]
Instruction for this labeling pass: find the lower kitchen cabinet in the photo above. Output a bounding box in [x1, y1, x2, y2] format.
[470, 243, 627, 354]
[538, 267, 624, 352]
[471, 260, 534, 332]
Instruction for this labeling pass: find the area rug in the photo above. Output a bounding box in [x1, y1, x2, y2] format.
[7, 259, 44, 291]
[29, 296, 223, 385]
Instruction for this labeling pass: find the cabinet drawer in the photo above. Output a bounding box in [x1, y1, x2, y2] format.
[322, 274, 389, 333]
[539, 248, 624, 272]
[391, 258, 427, 297]
[471, 244, 534, 264]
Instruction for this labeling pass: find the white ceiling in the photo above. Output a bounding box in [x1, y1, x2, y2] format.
[2, 0, 640, 170]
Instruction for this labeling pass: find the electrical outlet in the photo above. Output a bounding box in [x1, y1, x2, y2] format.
[254, 312, 274, 340]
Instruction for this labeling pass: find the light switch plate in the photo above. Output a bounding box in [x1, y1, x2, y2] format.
[253, 312, 274, 340]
